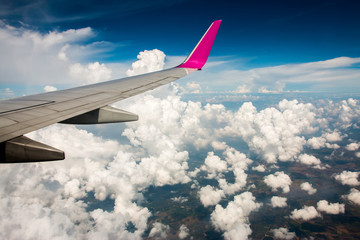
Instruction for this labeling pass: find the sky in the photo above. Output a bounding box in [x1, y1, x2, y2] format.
[1, 1, 360, 240]
[1, 0, 360, 94]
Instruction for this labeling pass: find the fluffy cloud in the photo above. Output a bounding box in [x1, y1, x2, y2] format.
[219, 99, 317, 163]
[300, 182, 317, 195]
[264, 171, 292, 193]
[290, 206, 321, 221]
[44, 85, 58, 92]
[252, 165, 266, 172]
[345, 142, 360, 151]
[199, 185, 225, 207]
[69, 62, 112, 84]
[210, 192, 262, 240]
[126, 49, 165, 76]
[271, 227, 296, 240]
[317, 200, 345, 214]
[297, 154, 323, 168]
[178, 224, 190, 239]
[271, 196, 288, 208]
[345, 188, 360, 205]
[0, 22, 118, 87]
[149, 222, 170, 239]
[334, 171, 360, 186]
[200, 152, 228, 179]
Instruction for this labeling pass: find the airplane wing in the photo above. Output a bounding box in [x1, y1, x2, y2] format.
[0, 20, 222, 163]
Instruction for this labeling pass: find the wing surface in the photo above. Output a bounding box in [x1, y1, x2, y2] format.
[0, 20, 222, 162]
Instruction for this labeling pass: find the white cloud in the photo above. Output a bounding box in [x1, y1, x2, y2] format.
[210, 192, 262, 240]
[171, 196, 188, 203]
[345, 188, 360, 205]
[271, 227, 296, 240]
[149, 222, 170, 239]
[43, 85, 57, 92]
[345, 142, 360, 151]
[126, 49, 165, 76]
[300, 182, 317, 195]
[264, 171, 292, 193]
[186, 82, 202, 93]
[200, 152, 228, 179]
[69, 62, 112, 84]
[178, 224, 190, 239]
[0, 23, 109, 87]
[297, 154, 323, 169]
[322, 130, 343, 142]
[252, 165, 266, 172]
[317, 200, 345, 214]
[211, 141, 228, 151]
[218, 99, 317, 163]
[270, 196, 287, 208]
[307, 136, 326, 149]
[290, 206, 321, 221]
[334, 171, 360, 186]
[199, 185, 225, 207]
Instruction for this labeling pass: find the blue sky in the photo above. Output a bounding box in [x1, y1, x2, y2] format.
[1, 0, 360, 93]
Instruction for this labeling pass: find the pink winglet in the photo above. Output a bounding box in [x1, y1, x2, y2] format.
[177, 20, 222, 70]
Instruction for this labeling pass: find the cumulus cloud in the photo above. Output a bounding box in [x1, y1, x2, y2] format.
[271, 196, 287, 208]
[334, 171, 360, 186]
[271, 227, 296, 240]
[200, 152, 228, 179]
[44, 85, 57, 92]
[297, 154, 322, 168]
[345, 188, 360, 205]
[69, 62, 112, 84]
[0, 22, 117, 87]
[252, 165, 266, 172]
[149, 222, 170, 239]
[290, 206, 321, 221]
[317, 200, 345, 214]
[126, 49, 165, 76]
[264, 171, 292, 193]
[300, 182, 317, 195]
[199, 185, 225, 207]
[178, 224, 190, 239]
[345, 142, 360, 151]
[186, 82, 202, 93]
[218, 99, 317, 163]
[210, 192, 262, 240]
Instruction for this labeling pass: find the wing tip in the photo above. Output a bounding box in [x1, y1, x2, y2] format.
[177, 20, 222, 70]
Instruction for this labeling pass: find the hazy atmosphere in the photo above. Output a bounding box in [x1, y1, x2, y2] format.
[1, 0, 360, 239]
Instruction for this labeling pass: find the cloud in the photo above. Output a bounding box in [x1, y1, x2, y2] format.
[290, 206, 321, 221]
[191, 57, 360, 93]
[317, 200, 345, 214]
[0, 23, 110, 87]
[178, 224, 190, 239]
[218, 99, 317, 163]
[271, 227, 296, 240]
[345, 142, 360, 151]
[149, 222, 170, 239]
[200, 152, 228, 179]
[126, 49, 165, 76]
[186, 82, 202, 94]
[210, 192, 262, 240]
[199, 185, 225, 207]
[44, 85, 58, 92]
[345, 188, 360, 205]
[264, 171, 292, 193]
[270, 196, 287, 208]
[297, 154, 324, 169]
[69, 62, 112, 84]
[334, 171, 360, 186]
[300, 182, 317, 195]
[252, 165, 266, 172]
